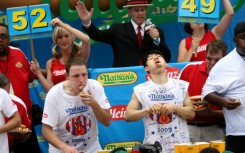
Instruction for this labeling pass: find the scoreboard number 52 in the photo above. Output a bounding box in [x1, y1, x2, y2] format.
[12, 8, 48, 31]
[7, 4, 52, 41]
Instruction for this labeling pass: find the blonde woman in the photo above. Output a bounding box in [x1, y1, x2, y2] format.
[31, 18, 90, 92]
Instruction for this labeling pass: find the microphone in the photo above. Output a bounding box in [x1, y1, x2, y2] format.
[154, 141, 162, 153]
[131, 141, 162, 153]
[145, 19, 159, 44]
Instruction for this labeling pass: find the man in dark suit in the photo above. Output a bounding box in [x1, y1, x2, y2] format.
[76, 0, 171, 67]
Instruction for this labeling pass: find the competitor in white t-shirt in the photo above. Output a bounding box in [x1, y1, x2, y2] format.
[202, 22, 245, 153]
[125, 50, 194, 153]
[0, 73, 31, 150]
[0, 88, 21, 153]
[42, 57, 111, 153]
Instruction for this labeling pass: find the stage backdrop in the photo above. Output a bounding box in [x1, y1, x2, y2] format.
[0, 0, 245, 68]
[29, 62, 190, 153]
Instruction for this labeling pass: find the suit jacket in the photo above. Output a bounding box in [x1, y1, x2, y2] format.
[83, 21, 171, 67]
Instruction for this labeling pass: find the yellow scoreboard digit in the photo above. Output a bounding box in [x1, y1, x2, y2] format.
[7, 6, 30, 40]
[29, 4, 52, 39]
[178, 0, 220, 24]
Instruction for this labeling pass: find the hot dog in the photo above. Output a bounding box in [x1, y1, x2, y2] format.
[193, 104, 207, 111]
[190, 95, 202, 103]
[14, 124, 31, 133]
[190, 95, 207, 111]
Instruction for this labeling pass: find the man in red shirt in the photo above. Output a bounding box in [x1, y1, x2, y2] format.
[0, 23, 35, 120]
[0, 23, 41, 152]
[180, 40, 227, 142]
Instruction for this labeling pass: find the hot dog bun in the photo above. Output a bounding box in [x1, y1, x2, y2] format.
[190, 95, 207, 111]
[10, 124, 31, 133]
[190, 95, 202, 103]
[193, 104, 207, 111]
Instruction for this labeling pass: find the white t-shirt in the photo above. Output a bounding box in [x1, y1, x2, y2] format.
[202, 49, 245, 135]
[42, 79, 111, 153]
[134, 78, 190, 153]
[0, 89, 18, 153]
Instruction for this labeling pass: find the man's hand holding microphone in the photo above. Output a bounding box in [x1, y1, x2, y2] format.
[145, 19, 160, 45]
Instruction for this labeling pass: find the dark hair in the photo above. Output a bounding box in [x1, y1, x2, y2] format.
[0, 23, 8, 30]
[206, 39, 227, 56]
[200, 147, 219, 153]
[234, 22, 245, 37]
[0, 74, 10, 88]
[65, 57, 88, 75]
[184, 23, 209, 34]
[142, 50, 165, 67]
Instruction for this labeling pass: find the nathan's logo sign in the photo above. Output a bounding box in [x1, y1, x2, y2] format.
[109, 105, 127, 121]
[104, 141, 140, 150]
[29, 80, 39, 88]
[97, 71, 137, 86]
[39, 92, 46, 101]
[37, 135, 46, 143]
